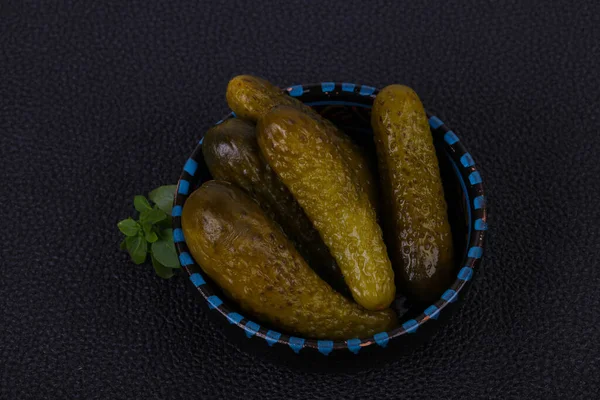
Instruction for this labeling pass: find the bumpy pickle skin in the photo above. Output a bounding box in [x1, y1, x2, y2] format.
[181, 181, 397, 340]
[226, 74, 379, 212]
[257, 106, 396, 311]
[202, 119, 349, 295]
[371, 85, 454, 302]
[226, 74, 309, 122]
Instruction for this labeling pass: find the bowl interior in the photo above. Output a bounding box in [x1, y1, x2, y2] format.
[174, 83, 486, 355]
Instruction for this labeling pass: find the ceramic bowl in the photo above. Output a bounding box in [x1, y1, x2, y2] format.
[173, 82, 487, 360]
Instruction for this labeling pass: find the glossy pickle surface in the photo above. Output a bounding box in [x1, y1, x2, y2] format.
[202, 119, 348, 294]
[181, 181, 398, 340]
[371, 85, 454, 301]
[257, 106, 396, 311]
[226, 74, 379, 210]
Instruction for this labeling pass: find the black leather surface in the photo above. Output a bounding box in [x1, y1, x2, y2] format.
[2, 1, 599, 398]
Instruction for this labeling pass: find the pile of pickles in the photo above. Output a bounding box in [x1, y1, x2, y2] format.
[181, 75, 454, 340]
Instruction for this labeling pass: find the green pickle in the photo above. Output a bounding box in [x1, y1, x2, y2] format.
[226, 74, 379, 212]
[371, 85, 454, 302]
[257, 106, 396, 311]
[226, 74, 309, 122]
[202, 118, 349, 295]
[181, 181, 397, 340]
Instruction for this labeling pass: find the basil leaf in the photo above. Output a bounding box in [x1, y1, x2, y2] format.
[119, 239, 127, 250]
[149, 185, 177, 215]
[157, 216, 173, 231]
[139, 210, 150, 224]
[134, 195, 152, 212]
[126, 235, 147, 264]
[117, 218, 140, 236]
[140, 221, 151, 234]
[160, 228, 173, 240]
[140, 207, 166, 225]
[145, 230, 158, 243]
[151, 254, 174, 279]
[151, 233, 180, 268]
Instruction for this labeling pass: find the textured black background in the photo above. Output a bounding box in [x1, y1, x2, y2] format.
[1, 0, 599, 399]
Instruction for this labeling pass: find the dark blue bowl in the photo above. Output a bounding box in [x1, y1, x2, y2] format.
[173, 82, 488, 360]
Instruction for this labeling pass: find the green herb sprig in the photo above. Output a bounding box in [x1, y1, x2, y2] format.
[118, 185, 180, 279]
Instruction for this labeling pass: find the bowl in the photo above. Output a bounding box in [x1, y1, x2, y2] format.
[172, 81, 488, 360]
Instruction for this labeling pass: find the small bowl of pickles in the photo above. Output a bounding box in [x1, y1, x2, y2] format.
[173, 76, 487, 359]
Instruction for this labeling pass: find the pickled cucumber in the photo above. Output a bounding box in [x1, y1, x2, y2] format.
[371, 85, 454, 301]
[181, 180, 397, 340]
[226, 75, 379, 211]
[202, 118, 348, 295]
[257, 106, 395, 311]
[226, 74, 309, 122]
